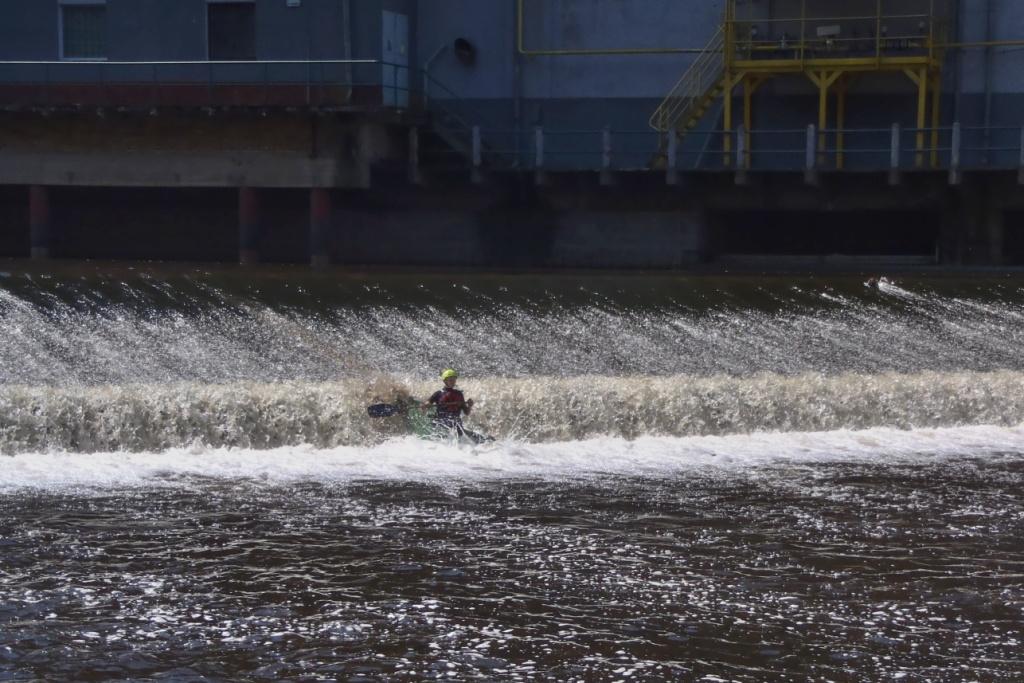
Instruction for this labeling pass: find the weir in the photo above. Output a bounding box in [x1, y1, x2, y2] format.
[2, 269, 1024, 454]
[2, 370, 1024, 455]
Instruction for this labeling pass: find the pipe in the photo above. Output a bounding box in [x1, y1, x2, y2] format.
[513, 0, 522, 167]
[341, 0, 352, 102]
[951, 0, 961, 123]
[983, 0, 994, 160]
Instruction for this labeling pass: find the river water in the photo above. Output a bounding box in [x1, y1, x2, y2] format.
[1, 266, 1023, 681]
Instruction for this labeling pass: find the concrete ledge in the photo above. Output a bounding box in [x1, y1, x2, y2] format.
[718, 254, 936, 267]
[0, 151, 367, 188]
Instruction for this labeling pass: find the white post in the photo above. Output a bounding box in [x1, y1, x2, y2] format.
[804, 124, 818, 185]
[949, 121, 961, 186]
[471, 125, 483, 184]
[736, 124, 748, 185]
[600, 125, 614, 185]
[534, 126, 546, 185]
[888, 123, 902, 186]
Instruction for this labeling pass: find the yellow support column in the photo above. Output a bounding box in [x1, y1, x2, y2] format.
[805, 72, 828, 167]
[722, 2, 736, 169]
[743, 75, 752, 169]
[836, 77, 847, 170]
[741, 75, 766, 169]
[723, 72, 734, 168]
[904, 68, 929, 168]
[808, 71, 842, 168]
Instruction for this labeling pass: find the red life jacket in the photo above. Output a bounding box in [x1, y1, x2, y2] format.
[430, 387, 466, 419]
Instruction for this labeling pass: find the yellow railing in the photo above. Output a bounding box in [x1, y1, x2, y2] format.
[726, 10, 942, 65]
[649, 26, 725, 133]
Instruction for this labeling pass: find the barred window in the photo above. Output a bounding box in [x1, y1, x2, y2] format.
[61, 3, 107, 60]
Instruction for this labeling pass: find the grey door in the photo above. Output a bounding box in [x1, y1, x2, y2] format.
[381, 11, 409, 107]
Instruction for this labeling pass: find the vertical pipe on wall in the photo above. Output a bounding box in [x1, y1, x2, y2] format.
[952, 0, 962, 123]
[983, 0, 994, 163]
[836, 78, 847, 171]
[513, 0, 523, 168]
[341, 0, 353, 103]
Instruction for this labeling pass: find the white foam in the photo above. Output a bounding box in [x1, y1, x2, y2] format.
[4, 370, 1024, 454]
[2, 424, 1022, 492]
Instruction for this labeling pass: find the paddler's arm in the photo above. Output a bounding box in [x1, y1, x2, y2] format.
[422, 391, 441, 413]
[463, 398, 474, 415]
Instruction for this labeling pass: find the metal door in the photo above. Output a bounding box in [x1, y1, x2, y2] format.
[382, 11, 409, 107]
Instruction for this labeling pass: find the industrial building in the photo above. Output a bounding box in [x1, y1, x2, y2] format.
[0, 0, 1021, 268]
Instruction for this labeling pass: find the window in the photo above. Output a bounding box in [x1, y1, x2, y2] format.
[60, 2, 107, 60]
[207, 2, 256, 61]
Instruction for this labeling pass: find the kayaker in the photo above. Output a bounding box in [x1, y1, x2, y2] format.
[422, 368, 477, 437]
[423, 368, 474, 427]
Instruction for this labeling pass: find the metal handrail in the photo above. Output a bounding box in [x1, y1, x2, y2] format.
[467, 123, 1024, 173]
[649, 26, 725, 133]
[732, 13, 933, 24]
[419, 69, 495, 131]
[0, 59, 381, 66]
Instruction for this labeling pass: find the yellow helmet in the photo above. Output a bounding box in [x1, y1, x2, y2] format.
[440, 368, 458, 381]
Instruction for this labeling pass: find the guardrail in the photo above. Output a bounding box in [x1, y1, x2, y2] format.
[462, 123, 1024, 182]
[0, 59, 1020, 181]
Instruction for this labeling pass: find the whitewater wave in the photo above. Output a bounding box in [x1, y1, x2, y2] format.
[1, 424, 1022, 492]
[1, 370, 1023, 454]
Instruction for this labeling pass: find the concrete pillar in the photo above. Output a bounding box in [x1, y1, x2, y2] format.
[310, 187, 331, 269]
[29, 185, 51, 259]
[238, 187, 260, 265]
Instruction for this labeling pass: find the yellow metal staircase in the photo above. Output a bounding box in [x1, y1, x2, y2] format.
[649, 26, 725, 138]
[650, 0, 948, 171]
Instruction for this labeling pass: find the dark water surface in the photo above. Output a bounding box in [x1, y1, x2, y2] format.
[3, 457, 1023, 682]
[2, 265, 1024, 680]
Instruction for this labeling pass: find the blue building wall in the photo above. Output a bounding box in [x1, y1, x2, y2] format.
[416, 0, 1023, 169]
[0, 0, 407, 98]
[0, 0, 372, 61]
[0, 0, 1021, 167]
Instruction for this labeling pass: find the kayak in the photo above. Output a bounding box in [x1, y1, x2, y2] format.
[367, 401, 494, 444]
